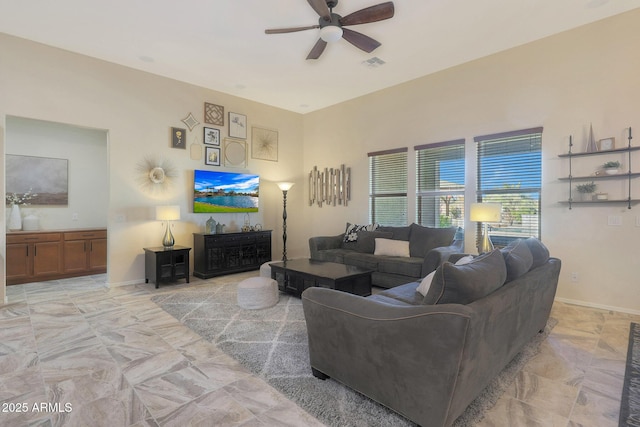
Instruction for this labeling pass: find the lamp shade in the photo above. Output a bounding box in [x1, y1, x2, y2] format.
[277, 182, 295, 191]
[320, 25, 343, 43]
[470, 203, 501, 222]
[155, 205, 180, 221]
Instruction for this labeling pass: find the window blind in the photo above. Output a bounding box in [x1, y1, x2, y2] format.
[368, 148, 408, 226]
[475, 127, 543, 246]
[415, 139, 465, 228]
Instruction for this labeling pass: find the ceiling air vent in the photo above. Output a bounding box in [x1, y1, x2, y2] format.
[361, 57, 386, 68]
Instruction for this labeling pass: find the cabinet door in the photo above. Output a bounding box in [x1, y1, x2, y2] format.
[89, 238, 107, 270]
[33, 242, 62, 277]
[6, 244, 31, 283]
[64, 240, 87, 273]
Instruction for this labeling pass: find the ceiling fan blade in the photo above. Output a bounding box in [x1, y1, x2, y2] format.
[339, 1, 395, 26]
[307, 0, 331, 20]
[306, 39, 328, 60]
[265, 25, 320, 34]
[341, 28, 381, 53]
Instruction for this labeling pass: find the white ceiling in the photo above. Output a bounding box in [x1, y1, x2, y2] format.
[1, 0, 638, 114]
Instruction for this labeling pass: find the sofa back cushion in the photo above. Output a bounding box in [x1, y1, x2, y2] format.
[423, 249, 507, 305]
[500, 239, 534, 282]
[408, 224, 456, 257]
[342, 231, 393, 253]
[376, 225, 411, 241]
[524, 237, 550, 270]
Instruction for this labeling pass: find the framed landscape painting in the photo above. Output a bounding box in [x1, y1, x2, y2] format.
[6, 154, 69, 205]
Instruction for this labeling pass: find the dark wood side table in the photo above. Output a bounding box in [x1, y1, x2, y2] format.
[143, 245, 191, 289]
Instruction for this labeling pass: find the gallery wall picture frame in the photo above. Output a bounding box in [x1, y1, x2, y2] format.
[223, 138, 247, 168]
[181, 112, 200, 131]
[205, 147, 221, 166]
[203, 127, 220, 146]
[229, 112, 247, 139]
[251, 126, 278, 161]
[204, 102, 224, 126]
[598, 137, 615, 151]
[171, 127, 187, 149]
[6, 154, 69, 205]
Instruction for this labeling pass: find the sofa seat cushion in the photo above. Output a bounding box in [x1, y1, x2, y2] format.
[375, 282, 424, 305]
[424, 249, 507, 305]
[366, 293, 417, 307]
[314, 249, 353, 264]
[342, 252, 380, 270]
[377, 256, 423, 278]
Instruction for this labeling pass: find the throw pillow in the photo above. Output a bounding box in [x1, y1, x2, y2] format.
[416, 270, 436, 296]
[347, 231, 393, 253]
[423, 249, 507, 305]
[500, 239, 534, 282]
[416, 255, 474, 296]
[408, 224, 456, 257]
[524, 237, 550, 270]
[374, 238, 410, 257]
[343, 222, 379, 243]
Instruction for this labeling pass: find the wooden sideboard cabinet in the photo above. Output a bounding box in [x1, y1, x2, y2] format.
[63, 230, 107, 273]
[6, 228, 107, 285]
[193, 231, 272, 279]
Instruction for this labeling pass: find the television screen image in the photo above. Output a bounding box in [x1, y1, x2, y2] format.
[194, 170, 259, 213]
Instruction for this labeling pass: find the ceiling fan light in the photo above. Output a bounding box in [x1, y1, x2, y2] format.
[320, 25, 343, 43]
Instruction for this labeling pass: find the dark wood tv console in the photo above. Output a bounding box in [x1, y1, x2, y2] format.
[193, 231, 272, 279]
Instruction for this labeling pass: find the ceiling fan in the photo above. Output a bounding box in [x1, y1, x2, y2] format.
[265, 0, 395, 60]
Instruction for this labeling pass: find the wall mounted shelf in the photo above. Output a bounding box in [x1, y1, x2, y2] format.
[558, 127, 635, 209]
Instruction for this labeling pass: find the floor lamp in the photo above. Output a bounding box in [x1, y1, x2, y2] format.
[470, 202, 501, 254]
[277, 182, 294, 261]
[156, 205, 181, 249]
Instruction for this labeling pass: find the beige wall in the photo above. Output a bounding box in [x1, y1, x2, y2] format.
[0, 33, 305, 289]
[301, 9, 640, 313]
[2, 9, 639, 313]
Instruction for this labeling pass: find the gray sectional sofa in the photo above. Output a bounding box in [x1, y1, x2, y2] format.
[302, 238, 560, 427]
[309, 223, 463, 288]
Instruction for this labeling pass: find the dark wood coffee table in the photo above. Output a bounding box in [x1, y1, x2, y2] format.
[270, 259, 372, 297]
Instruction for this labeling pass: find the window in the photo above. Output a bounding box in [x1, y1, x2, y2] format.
[475, 127, 543, 247]
[369, 148, 407, 226]
[415, 139, 465, 229]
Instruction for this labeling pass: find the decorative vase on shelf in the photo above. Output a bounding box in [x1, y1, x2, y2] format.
[8, 204, 22, 231]
[22, 214, 40, 231]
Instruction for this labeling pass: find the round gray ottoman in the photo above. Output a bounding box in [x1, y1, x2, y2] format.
[237, 277, 279, 310]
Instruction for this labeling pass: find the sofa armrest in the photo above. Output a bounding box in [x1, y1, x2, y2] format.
[301, 287, 472, 427]
[309, 234, 344, 259]
[421, 240, 464, 276]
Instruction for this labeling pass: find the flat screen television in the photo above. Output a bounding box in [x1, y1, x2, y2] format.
[194, 170, 259, 213]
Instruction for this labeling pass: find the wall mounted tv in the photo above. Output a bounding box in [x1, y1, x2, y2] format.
[194, 170, 259, 213]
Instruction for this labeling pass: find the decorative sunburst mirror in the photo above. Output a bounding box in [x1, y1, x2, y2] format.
[137, 157, 177, 193]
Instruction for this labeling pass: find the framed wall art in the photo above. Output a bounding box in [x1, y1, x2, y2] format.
[251, 126, 278, 161]
[229, 112, 247, 139]
[204, 102, 224, 126]
[171, 127, 186, 149]
[203, 127, 220, 146]
[224, 138, 247, 168]
[205, 147, 221, 166]
[6, 154, 69, 205]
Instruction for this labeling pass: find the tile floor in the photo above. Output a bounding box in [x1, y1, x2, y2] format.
[0, 272, 636, 427]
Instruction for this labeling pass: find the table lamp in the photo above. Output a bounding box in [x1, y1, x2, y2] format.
[470, 202, 501, 253]
[156, 205, 180, 248]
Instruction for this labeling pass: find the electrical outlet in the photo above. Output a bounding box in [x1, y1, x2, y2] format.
[571, 272, 579, 282]
[72, 213, 79, 221]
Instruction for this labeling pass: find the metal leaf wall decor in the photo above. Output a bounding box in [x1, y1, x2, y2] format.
[309, 164, 350, 207]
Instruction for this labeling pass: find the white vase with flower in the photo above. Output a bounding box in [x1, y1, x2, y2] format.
[6, 189, 37, 231]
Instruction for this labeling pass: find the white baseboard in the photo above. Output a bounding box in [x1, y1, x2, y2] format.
[555, 297, 640, 316]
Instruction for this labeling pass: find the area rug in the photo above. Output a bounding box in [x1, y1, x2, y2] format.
[620, 322, 640, 427]
[152, 283, 556, 427]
